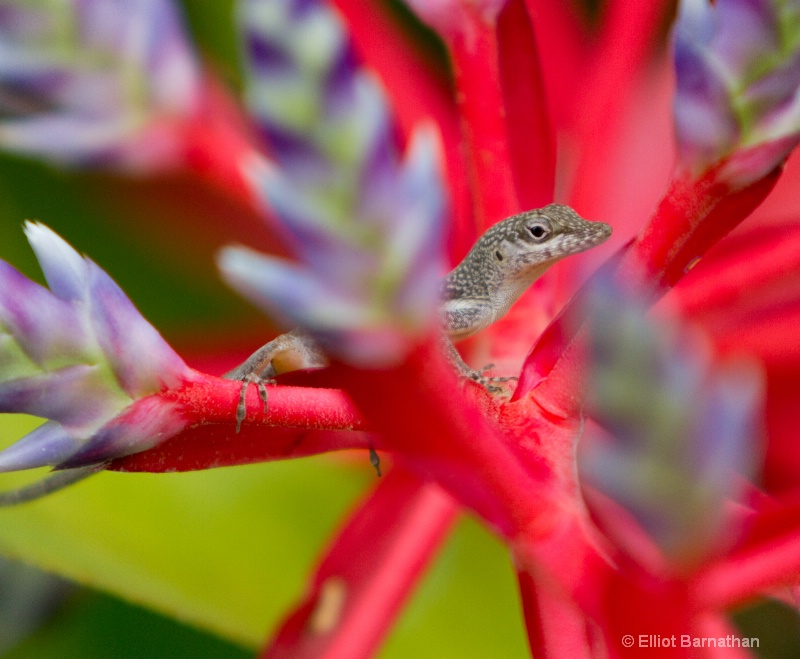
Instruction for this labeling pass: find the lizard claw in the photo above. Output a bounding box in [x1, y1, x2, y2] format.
[466, 364, 518, 393]
[235, 374, 276, 433]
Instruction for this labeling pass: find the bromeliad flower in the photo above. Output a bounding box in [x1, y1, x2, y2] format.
[0, 222, 193, 475]
[218, 0, 446, 365]
[581, 275, 763, 570]
[0, 0, 800, 656]
[674, 0, 800, 186]
[0, 0, 200, 169]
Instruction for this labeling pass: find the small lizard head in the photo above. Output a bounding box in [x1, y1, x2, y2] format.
[441, 204, 611, 339]
[489, 203, 612, 278]
[474, 204, 611, 318]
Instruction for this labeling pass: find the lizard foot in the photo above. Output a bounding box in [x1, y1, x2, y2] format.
[235, 374, 277, 433]
[465, 364, 519, 393]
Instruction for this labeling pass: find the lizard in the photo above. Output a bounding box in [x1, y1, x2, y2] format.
[0, 204, 610, 505]
[224, 203, 612, 431]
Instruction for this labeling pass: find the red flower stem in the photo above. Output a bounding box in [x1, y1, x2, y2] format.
[331, 337, 617, 622]
[261, 470, 458, 659]
[567, 0, 671, 214]
[673, 224, 800, 315]
[625, 167, 782, 289]
[446, 11, 521, 229]
[109, 427, 371, 473]
[513, 507, 612, 625]
[518, 570, 595, 659]
[497, 0, 555, 208]
[693, 614, 754, 658]
[169, 373, 365, 430]
[335, 341, 553, 536]
[692, 527, 800, 610]
[109, 373, 371, 472]
[522, 0, 590, 130]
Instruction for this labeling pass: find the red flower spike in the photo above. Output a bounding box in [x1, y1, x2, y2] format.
[517, 570, 599, 659]
[566, 0, 673, 224]
[261, 469, 458, 659]
[497, 0, 555, 209]
[109, 373, 367, 473]
[443, 7, 522, 228]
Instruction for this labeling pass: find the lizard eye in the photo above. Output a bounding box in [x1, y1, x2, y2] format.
[527, 224, 549, 240]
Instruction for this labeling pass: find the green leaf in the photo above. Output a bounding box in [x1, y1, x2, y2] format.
[0, 415, 529, 656]
[0, 414, 371, 648]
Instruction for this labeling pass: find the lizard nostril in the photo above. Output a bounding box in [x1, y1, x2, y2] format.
[495, 250, 504, 261]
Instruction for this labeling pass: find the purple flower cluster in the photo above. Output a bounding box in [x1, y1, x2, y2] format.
[218, 0, 447, 366]
[0, 0, 200, 168]
[0, 224, 192, 472]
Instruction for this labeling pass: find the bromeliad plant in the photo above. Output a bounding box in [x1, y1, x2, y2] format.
[1, 0, 800, 656]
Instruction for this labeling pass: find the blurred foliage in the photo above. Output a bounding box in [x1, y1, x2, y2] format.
[4, 589, 250, 659]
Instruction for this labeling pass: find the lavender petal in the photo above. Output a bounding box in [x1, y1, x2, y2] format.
[0, 421, 80, 472]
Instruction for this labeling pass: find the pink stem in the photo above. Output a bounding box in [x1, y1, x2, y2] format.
[261, 469, 458, 659]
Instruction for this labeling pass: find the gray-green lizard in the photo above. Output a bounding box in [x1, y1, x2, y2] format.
[0, 204, 610, 504]
[225, 203, 612, 429]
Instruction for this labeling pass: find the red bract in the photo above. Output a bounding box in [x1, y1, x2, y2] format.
[107, 0, 800, 656]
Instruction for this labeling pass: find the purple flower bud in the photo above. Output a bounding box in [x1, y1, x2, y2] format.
[0, 0, 200, 169]
[673, 0, 800, 187]
[224, 0, 447, 365]
[0, 223, 192, 471]
[580, 276, 763, 567]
